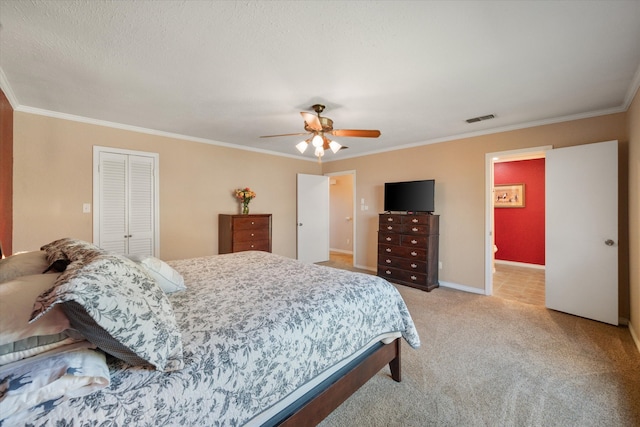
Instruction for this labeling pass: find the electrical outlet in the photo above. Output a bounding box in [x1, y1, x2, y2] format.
[439, 261, 443, 270]
[82, 203, 91, 213]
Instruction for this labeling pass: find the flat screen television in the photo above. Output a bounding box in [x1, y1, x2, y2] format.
[384, 179, 435, 213]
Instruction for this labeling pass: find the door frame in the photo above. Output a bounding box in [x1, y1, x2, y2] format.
[93, 146, 160, 256]
[484, 145, 551, 295]
[325, 170, 357, 267]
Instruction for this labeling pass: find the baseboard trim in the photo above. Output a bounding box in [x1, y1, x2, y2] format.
[495, 260, 545, 270]
[355, 264, 376, 273]
[630, 321, 640, 354]
[439, 281, 485, 295]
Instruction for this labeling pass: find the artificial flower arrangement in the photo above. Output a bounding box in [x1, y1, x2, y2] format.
[234, 187, 256, 214]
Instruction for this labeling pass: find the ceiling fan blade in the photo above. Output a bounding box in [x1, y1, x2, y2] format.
[300, 112, 323, 131]
[329, 129, 381, 138]
[260, 132, 310, 138]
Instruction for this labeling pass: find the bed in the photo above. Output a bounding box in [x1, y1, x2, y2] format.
[0, 238, 420, 426]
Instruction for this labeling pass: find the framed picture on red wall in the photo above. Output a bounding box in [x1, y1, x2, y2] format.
[494, 183, 525, 208]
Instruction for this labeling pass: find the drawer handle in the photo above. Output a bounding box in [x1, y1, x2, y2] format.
[412, 227, 418, 232]
[411, 239, 417, 244]
[386, 237, 392, 241]
[387, 218, 393, 222]
[411, 251, 417, 256]
[412, 218, 418, 223]
[410, 275, 417, 281]
[386, 259, 392, 264]
[251, 233, 255, 237]
[387, 226, 393, 230]
[386, 248, 392, 253]
[411, 263, 417, 268]
[250, 245, 255, 248]
[386, 270, 392, 274]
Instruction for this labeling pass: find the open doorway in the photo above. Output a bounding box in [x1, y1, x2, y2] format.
[326, 171, 356, 268]
[485, 146, 550, 305]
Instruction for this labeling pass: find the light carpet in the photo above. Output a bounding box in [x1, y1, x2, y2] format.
[317, 284, 640, 427]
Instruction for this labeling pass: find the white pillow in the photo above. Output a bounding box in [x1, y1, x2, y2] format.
[127, 255, 186, 294]
[0, 251, 49, 284]
[0, 274, 80, 365]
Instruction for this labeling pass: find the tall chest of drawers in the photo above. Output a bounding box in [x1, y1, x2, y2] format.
[218, 214, 272, 254]
[377, 213, 439, 292]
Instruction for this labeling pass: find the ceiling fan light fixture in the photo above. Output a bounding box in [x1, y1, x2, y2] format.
[314, 146, 324, 157]
[329, 140, 342, 153]
[295, 141, 308, 153]
[312, 134, 324, 147]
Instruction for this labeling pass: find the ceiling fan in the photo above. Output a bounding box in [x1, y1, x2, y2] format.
[260, 104, 381, 161]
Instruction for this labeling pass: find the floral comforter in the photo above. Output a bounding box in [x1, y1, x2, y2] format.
[24, 251, 420, 426]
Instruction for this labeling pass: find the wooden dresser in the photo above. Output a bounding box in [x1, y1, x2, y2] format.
[218, 214, 272, 254]
[377, 213, 439, 292]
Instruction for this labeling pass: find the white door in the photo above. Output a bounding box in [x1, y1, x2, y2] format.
[94, 147, 158, 257]
[98, 152, 128, 254]
[546, 140, 618, 325]
[127, 155, 155, 257]
[297, 174, 329, 263]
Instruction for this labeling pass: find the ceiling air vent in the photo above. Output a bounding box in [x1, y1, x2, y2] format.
[466, 114, 495, 124]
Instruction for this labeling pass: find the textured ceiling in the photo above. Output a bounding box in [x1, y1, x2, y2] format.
[1, 0, 639, 161]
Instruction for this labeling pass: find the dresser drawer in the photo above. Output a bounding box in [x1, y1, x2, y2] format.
[378, 254, 426, 271]
[402, 224, 430, 234]
[233, 228, 270, 242]
[380, 222, 402, 233]
[233, 240, 270, 252]
[380, 214, 403, 225]
[400, 234, 428, 248]
[401, 215, 430, 225]
[233, 216, 270, 230]
[378, 244, 426, 260]
[378, 232, 401, 245]
[377, 266, 427, 286]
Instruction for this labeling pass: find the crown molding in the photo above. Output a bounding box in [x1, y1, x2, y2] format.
[14, 105, 317, 162]
[323, 105, 628, 163]
[0, 68, 19, 109]
[624, 63, 640, 109]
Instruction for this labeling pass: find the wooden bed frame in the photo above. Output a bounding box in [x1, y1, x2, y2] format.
[278, 337, 401, 426]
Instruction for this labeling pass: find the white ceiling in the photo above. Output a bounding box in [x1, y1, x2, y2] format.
[1, 1, 639, 161]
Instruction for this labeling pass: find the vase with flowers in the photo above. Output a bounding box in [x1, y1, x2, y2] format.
[234, 187, 256, 214]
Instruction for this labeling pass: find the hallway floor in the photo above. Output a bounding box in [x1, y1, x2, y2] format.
[493, 263, 545, 306]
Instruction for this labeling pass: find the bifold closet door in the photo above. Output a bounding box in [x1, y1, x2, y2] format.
[97, 151, 155, 257]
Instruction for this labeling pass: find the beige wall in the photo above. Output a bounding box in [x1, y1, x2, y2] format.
[12, 108, 636, 324]
[628, 90, 640, 346]
[323, 113, 630, 318]
[12, 112, 320, 260]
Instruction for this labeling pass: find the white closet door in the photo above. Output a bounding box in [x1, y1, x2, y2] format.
[99, 152, 128, 253]
[95, 148, 157, 257]
[127, 155, 155, 257]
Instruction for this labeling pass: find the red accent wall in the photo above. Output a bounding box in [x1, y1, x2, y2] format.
[494, 158, 545, 265]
